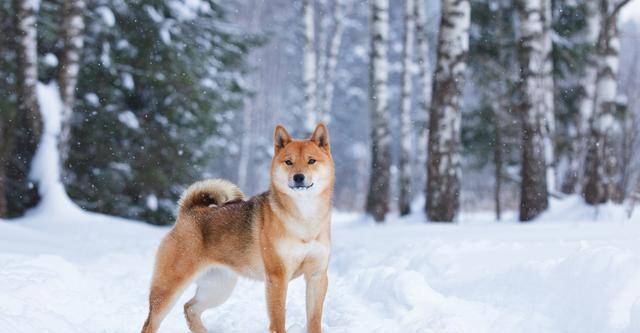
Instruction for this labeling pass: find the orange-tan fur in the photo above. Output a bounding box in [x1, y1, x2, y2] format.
[141, 124, 334, 333]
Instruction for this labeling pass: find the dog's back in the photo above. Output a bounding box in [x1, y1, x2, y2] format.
[172, 180, 268, 270]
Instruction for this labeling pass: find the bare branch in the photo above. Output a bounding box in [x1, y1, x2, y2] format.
[610, 0, 634, 20]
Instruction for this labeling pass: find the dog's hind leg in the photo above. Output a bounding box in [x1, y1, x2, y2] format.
[141, 235, 203, 333]
[184, 267, 238, 333]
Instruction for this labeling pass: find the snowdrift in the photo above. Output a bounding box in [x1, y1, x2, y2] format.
[1, 198, 639, 332]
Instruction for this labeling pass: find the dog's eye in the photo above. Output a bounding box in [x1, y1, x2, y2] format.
[285, 160, 293, 166]
[308, 159, 316, 165]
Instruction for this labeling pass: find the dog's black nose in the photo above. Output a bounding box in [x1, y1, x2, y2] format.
[293, 173, 305, 183]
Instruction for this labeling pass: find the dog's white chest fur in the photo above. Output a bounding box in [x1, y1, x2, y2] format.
[276, 237, 329, 270]
[273, 192, 330, 273]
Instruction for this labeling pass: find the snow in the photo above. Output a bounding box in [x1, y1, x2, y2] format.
[621, 2, 640, 24]
[30, 82, 84, 217]
[118, 111, 140, 129]
[96, 6, 115, 27]
[43, 53, 58, 67]
[1, 196, 640, 333]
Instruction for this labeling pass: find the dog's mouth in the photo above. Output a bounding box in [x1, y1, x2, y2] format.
[289, 183, 314, 191]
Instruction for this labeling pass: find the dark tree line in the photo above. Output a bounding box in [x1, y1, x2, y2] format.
[0, 0, 256, 223]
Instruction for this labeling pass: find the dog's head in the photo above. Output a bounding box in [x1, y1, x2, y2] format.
[271, 124, 334, 196]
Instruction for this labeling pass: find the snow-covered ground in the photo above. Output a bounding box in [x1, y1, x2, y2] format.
[1, 197, 640, 333]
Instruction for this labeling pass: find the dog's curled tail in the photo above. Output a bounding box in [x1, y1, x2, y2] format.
[178, 179, 245, 214]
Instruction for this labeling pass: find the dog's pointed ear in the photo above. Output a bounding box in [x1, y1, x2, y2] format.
[274, 124, 292, 154]
[310, 123, 330, 152]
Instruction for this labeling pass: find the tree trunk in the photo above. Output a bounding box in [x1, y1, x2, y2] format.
[414, 0, 431, 201]
[398, 0, 415, 216]
[8, 0, 41, 215]
[493, 100, 503, 221]
[365, 0, 391, 222]
[426, 0, 470, 222]
[59, 0, 85, 175]
[516, 0, 554, 221]
[0, 118, 6, 218]
[583, 0, 626, 205]
[318, 0, 349, 125]
[561, 0, 600, 194]
[0, 3, 10, 218]
[302, 0, 317, 132]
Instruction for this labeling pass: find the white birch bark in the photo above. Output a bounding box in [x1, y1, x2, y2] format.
[59, 0, 85, 170]
[414, 0, 431, 199]
[398, 0, 415, 216]
[316, 0, 329, 118]
[365, 0, 391, 222]
[583, 0, 630, 204]
[426, 0, 470, 222]
[318, 0, 350, 124]
[541, 0, 556, 192]
[562, 0, 600, 194]
[516, 0, 555, 221]
[302, 0, 318, 132]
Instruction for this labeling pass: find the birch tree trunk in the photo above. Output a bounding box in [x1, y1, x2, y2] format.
[583, 0, 629, 205]
[9, 0, 41, 213]
[59, 0, 85, 173]
[516, 0, 555, 221]
[302, 0, 317, 132]
[365, 0, 391, 222]
[493, 104, 503, 221]
[414, 0, 431, 200]
[426, 0, 470, 222]
[318, 0, 349, 124]
[398, 0, 415, 216]
[561, 0, 600, 194]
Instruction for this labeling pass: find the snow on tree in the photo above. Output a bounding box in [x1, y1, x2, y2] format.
[516, 0, 555, 221]
[583, 0, 633, 205]
[44, 0, 258, 224]
[58, 0, 85, 174]
[398, 0, 415, 217]
[365, 0, 391, 222]
[7, 0, 42, 215]
[426, 0, 470, 222]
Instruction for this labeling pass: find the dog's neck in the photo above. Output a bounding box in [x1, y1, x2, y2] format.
[269, 184, 332, 222]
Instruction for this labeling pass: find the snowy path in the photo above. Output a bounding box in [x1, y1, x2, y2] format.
[2, 198, 640, 333]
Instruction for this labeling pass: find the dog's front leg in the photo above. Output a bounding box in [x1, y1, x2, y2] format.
[266, 268, 289, 333]
[304, 270, 328, 333]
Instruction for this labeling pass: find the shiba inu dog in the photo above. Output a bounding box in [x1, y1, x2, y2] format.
[141, 124, 334, 333]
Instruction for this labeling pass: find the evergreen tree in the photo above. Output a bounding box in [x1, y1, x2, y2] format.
[6, 0, 42, 217]
[32, 0, 256, 224]
[467, 0, 520, 220]
[555, 1, 597, 194]
[0, 0, 15, 217]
